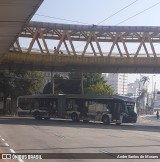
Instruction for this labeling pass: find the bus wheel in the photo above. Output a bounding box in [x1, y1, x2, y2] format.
[71, 113, 79, 122]
[102, 115, 110, 125]
[33, 111, 42, 120]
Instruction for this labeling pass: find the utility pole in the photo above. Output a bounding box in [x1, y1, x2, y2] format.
[139, 74, 141, 96]
[51, 71, 54, 94]
[152, 75, 155, 111]
[123, 73, 125, 96]
[81, 72, 84, 95]
[152, 75, 155, 96]
[153, 82, 156, 111]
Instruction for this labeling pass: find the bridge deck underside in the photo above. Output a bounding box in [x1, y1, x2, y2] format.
[0, 1, 43, 55]
[1, 52, 160, 73]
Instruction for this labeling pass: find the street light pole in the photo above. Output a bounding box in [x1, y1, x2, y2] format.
[139, 74, 141, 96]
[123, 73, 125, 96]
[152, 75, 155, 95]
[152, 75, 155, 111]
[81, 72, 84, 95]
[51, 71, 54, 94]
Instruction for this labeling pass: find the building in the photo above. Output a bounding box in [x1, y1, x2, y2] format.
[127, 79, 141, 97]
[104, 73, 128, 95]
[127, 77, 153, 113]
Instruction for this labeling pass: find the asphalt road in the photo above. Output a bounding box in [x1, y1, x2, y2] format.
[0, 116, 160, 162]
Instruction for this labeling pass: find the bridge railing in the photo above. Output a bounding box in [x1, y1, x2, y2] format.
[9, 46, 160, 58]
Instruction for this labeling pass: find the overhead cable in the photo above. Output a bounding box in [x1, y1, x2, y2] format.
[35, 14, 89, 25]
[116, 1, 160, 25]
[97, 0, 139, 25]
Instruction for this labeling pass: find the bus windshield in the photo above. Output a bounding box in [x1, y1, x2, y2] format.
[125, 102, 136, 115]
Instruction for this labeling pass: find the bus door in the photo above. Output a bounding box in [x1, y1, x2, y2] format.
[86, 100, 97, 120]
[46, 99, 58, 117]
[57, 95, 66, 118]
[95, 100, 108, 121]
[112, 101, 123, 121]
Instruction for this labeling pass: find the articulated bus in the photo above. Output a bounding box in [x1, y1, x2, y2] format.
[17, 94, 137, 125]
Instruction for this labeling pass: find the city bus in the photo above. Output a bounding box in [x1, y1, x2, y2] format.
[17, 94, 137, 124]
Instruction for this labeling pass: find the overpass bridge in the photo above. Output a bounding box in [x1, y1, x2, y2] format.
[1, 9, 160, 72]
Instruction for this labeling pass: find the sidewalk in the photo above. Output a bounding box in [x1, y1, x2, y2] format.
[138, 114, 160, 123]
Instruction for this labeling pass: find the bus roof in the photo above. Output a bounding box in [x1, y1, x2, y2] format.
[18, 94, 135, 102]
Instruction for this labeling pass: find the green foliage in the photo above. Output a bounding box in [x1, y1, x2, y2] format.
[0, 70, 44, 114]
[86, 82, 114, 95]
[43, 72, 114, 95]
[83, 73, 105, 89]
[0, 70, 44, 98]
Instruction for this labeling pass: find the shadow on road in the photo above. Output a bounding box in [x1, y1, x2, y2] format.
[0, 117, 160, 133]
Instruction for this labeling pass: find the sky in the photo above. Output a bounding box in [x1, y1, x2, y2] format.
[31, 0, 160, 92]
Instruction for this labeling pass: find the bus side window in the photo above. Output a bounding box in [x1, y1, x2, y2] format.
[67, 100, 73, 110]
[39, 99, 44, 107]
[34, 100, 39, 108]
[19, 98, 25, 108]
[53, 101, 57, 109]
[73, 102, 79, 111]
[114, 103, 117, 113]
[113, 103, 121, 119]
[88, 101, 96, 113]
[119, 103, 123, 112]
[84, 101, 88, 114]
[104, 103, 110, 112]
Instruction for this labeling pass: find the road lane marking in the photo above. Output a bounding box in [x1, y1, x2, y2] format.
[1, 137, 25, 162]
[10, 149, 24, 162]
[18, 158, 24, 162]
[4, 143, 9, 147]
[9, 149, 15, 153]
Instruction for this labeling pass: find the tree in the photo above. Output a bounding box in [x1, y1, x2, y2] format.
[83, 73, 106, 89]
[136, 76, 150, 115]
[43, 72, 114, 95]
[43, 82, 52, 94]
[86, 82, 114, 95]
[136, 89, 147, 114]
[12, 71, 44, 96]
[0, 70, 44, 114]
[141, 76, 150, 86]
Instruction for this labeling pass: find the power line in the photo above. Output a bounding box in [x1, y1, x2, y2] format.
[35, 0, 139, 26]
[34, 14, 89, 25]
[116, 1, 160, 25]
[34, 1, 160, 53]
[97, 0, 139, 25]
[74, 0, 139, 50]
